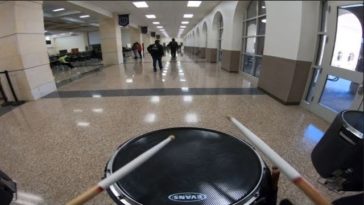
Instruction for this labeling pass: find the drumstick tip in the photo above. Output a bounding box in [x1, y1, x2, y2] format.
[169, 135, 176, 140]
[226, 115, 233, 121]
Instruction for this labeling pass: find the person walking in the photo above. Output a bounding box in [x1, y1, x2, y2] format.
[168, 38, 179, 59]
[147, 40, 164, 72]
[132, 42, 142, 59]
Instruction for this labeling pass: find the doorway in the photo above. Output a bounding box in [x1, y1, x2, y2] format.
[302, 1, 363, 122]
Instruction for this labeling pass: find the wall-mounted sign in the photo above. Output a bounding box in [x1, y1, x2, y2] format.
[156, 35, 160, 39]
[151, 32, 156, 37]
[118, 14, 129, 27]
[141, 26, 148, 34]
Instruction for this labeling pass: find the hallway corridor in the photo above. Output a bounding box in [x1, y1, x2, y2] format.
[1, 53, 342, 205]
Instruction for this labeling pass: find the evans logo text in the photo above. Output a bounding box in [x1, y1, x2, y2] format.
[168, 192, 207, 202]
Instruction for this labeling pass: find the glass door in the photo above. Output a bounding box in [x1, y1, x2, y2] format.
[303, 1, 363, 122]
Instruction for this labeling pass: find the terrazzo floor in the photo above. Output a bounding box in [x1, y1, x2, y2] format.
[0, 54, 352, 205]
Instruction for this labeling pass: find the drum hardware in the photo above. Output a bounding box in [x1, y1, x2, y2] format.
[312, 110, 363, 192]
[0, 170, 17, 205]
[317, 177, 346, 193]
[312, 110, 364, 204]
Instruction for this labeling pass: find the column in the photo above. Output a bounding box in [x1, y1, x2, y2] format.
[99, 14, 123, 65]
[258, 1, 320, 104]
[0, 1, 56, 101]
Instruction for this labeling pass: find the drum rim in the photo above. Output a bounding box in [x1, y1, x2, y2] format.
[105, 127, 266, 205]
[341, 110, 363, 139]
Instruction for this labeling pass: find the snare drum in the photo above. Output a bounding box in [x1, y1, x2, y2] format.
[105, 128, 274, 205]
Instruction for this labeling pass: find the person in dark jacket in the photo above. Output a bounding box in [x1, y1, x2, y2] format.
[147, 40, 164, 72]
[168, 38, 179, 59]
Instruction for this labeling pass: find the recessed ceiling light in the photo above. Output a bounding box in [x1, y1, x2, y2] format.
[157, 26, 163, 28]
[187, 1, 202, 7]
[80, 15, 90, 18]
[180, 25, 186, 28]
[152, 22, 160, 25]
[146, 14, 156, 19]
[183, 14, 194, 18]
[132, 1, 148, 8]
[181, 21, 189, 24]
[52, 8, 65, 12]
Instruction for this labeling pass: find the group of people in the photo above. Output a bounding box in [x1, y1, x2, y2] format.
[56, 39, 180, 73]
[147, 38, 181, 72]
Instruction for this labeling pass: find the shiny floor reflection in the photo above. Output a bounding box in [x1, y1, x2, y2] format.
[58, 54, 258, 91]
[0, 53, 348, 205]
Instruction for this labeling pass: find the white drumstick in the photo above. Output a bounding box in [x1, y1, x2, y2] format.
[66, 135, 175, 205]
[227, 116, 331, 205]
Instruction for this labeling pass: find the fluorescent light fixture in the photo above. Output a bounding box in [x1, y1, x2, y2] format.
[80, 15, 90, 18]
[187, 1, 202, 7]
[132, 1, 148, 8]
[261, 18, 266, 23]
[181, 21, 189, 24]
[52, 8, 65, 12]
[126, 78, 133, 83]
[180, 25, 186, 28]
[181, 87, 189, 92]
[152, 22, 160, 25]
[183, 14, 194, 18]
[146, 14, 156, 19]
[157, 26, 163, 28]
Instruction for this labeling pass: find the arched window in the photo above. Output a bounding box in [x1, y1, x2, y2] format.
[241, 1, 266, 77]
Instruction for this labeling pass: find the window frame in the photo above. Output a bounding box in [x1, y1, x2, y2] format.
[241, 0, 266, 77]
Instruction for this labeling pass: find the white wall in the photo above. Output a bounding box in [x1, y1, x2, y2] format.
[264, 1, 319, 61]
[88, 31, 101, 45]
[297, 1, 320, 62]
[53, 33, 88, 53]
[121, 26, 141, 48]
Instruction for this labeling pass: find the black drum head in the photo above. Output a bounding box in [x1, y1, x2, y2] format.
[106, 128, 265, 205]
